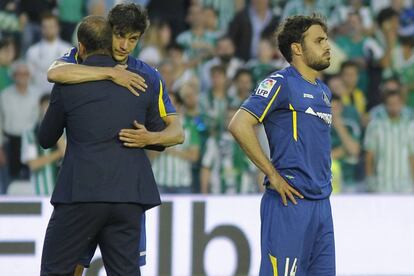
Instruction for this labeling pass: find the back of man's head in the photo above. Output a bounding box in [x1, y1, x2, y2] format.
[77, 15, 112, 56]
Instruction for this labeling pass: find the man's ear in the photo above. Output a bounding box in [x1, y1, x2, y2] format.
[291, 42, 302, 58]
[78, 42, 86, 59]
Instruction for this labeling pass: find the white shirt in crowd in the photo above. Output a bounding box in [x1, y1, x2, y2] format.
[26, 39, 71, 93]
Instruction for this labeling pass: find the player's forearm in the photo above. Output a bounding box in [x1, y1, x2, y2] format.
[151, 115, 185, 147]
[200, 167, 211, 194]
[48, 63, 113, 84]
[365, 151, 375, 177]
[228, 112, 279, 182]
[27, 150, 62, 172]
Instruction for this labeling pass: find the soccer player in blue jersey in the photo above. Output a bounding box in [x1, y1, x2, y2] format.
[228, 15, 335, 275]
[46, 4, 183, 275]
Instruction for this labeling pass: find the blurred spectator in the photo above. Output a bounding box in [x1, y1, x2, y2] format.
[57, 0, 86, 43]
[167, 43, 195, 93]
[360, 7, 401, 109]
[0, 0, 22, 46]
[0, 61, 39, 185]
[364, 88, 414, 193]
[21, 94, 65, 195]
[229, 68, 254, 108]
[200, 36, 243, 92]
[369, 77, 414, 120]
[370, 0, 414, 15]
[19, 0, 56, 53]
[375, 8, 401, 77]
[228, 0, 279, 61]
[200, 0, 239, 31]
[201, 106, 259, 194]
[179, 79, 208, 193]
[330, 92, 362, 192]
[175, 4, 215, 62]
[138, 19, 172, 67]
[339, 61, 368, 126]
[157, 59, 176, 95]
[332, 0, 374, 34]
[391, 33, 414, 108]
[282, 0, 337, 24]
[26, 13, 71, 93]
[335, 11, 370, 92]
[200, 65, 229, 136]
[146, 0, 188, 39]
[202, 6, 224, 39]
[151, 87, 201, 194]
[0, 37, 16, 91]
[246, 37, 286, 86]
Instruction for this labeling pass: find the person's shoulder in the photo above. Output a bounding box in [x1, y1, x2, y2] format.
[264, 67, 291, 85]
[58, 47, 80, 64]
[26, 41, 41, 55]
[128, 56, 161, 82]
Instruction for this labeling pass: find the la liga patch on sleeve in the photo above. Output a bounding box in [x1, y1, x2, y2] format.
[255, 78, 277, 98]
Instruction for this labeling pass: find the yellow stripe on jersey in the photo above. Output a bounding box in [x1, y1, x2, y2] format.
[289, 104, 297, 141]
[158, 80, 167, 117]
[74, 50, 79, 64]
[259, 85, 281, 122]
[269, 254, 278, 276]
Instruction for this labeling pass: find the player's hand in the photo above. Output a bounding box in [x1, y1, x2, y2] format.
[111, 65, 147, 96]
[119, 120, 157, 148]
[268, 174, 303, 206]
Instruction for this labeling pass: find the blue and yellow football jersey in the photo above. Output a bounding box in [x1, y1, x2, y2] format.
[241, 66, 332, 199]
[58, 47, 176, 119]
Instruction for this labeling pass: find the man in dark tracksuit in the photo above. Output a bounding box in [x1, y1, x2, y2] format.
[38, 15, 179, 276]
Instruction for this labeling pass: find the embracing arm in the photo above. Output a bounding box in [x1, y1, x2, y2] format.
[119, 115, 184, 148]
[48, 61, 147, 95]
[228, 109, 303, 205]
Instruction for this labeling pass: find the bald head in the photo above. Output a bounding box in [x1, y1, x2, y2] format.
[77, 15, 112, 57]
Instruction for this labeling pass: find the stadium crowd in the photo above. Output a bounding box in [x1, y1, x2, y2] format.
[0, 0, 413, 195]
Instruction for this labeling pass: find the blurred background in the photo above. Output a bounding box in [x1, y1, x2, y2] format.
[0, 0, 414, 275]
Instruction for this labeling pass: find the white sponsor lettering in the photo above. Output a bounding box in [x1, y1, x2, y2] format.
[305, 107, 331, 125]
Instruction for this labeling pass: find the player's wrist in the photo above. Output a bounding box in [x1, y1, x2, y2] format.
[148, 131, 161, 145]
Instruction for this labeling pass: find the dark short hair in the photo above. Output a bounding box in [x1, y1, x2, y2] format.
[40, 12, 58, 23]
[233, 68, 252, 81]
[276, 14, 327, 62]
[340, 60, 359, 73]
[377, 7, 399, 27]
[210, 64, 226, 75]
[77, 15, 112, 55]
[108, 3, 149, 36]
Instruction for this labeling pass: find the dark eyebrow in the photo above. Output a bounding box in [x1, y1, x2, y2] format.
[315, 36, 327, 41]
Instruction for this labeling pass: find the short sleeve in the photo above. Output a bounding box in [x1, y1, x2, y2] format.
[154, 70, 177, 117]
[57, 47, 81, 64]
[240, 76, 286, 123]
